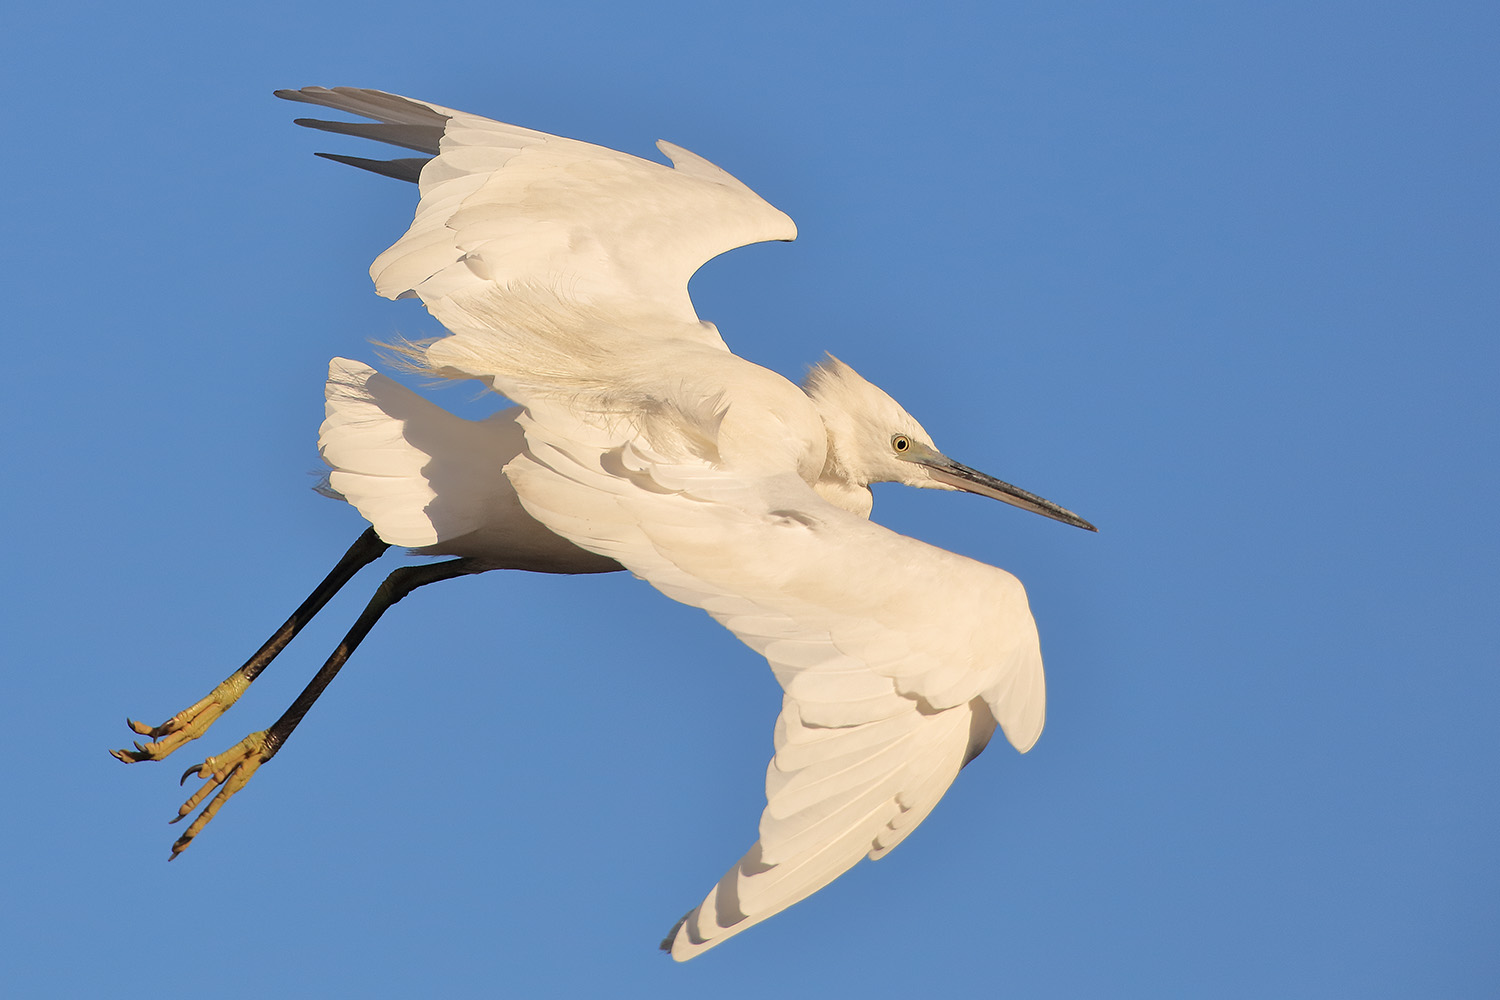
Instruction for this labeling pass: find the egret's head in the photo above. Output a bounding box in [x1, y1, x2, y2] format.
[804, 356, 938, 487]
[803, 355, 1096, 531]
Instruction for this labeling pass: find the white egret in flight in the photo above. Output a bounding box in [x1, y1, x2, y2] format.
[113, 88, 1095, 960]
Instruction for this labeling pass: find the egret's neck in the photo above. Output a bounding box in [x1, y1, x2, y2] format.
[808, 401, 877, 518]
[813, 477, 873, 518]
[812, 432, 874, 516]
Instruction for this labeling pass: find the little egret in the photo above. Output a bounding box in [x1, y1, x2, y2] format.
[112, 87, 1095, 960]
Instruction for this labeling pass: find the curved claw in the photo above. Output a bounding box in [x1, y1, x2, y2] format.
[110, 740, 164, 764]
[179, 761, 204, 786]
[110, 735, 178, 764]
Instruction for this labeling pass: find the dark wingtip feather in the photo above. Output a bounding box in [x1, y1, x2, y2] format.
[658, 912, 690, 954]
[293, 117, 444, 155]
[313, 151, 428, 184]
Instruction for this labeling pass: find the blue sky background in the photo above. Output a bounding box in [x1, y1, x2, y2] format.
[4, 2, 1496, 996]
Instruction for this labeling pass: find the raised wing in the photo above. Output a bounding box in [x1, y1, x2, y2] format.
[277, 87, 797, 335]
[503, 397, 1045, 959]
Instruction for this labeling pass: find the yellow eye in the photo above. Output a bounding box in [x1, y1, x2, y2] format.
[892, 434, 911, 453]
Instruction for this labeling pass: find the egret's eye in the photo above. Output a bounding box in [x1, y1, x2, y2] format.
[892, 434, 912, 454]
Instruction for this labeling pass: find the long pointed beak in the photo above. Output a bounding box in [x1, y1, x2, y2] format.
[920, 455, 1097, 531]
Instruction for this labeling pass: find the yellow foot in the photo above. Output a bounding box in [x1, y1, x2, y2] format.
[168, 730, 276, 859]
[110, 671, 252, 763]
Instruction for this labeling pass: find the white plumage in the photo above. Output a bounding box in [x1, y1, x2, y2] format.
[114, 87, 1093, 960]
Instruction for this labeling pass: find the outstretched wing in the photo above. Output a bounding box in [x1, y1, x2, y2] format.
[504, 399, 1045, 960]
[278, 87, 796, 335]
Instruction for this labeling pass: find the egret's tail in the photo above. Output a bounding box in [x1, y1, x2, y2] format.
[319, 358, 524, 550]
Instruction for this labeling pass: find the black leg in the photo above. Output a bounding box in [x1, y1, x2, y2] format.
[168, 557, 481, 858]
[112, 528, 390, 763]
